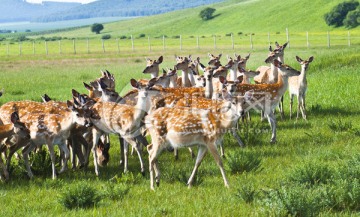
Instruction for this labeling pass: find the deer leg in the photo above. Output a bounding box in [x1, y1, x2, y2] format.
[6, 139, 29, 172]
[22, 142, 37, 179]
[174, 148, 179, 160]
[58, 142, 70, 174]
[0, 154, 9, 181]
[296, 95, 301, 120]
[231, 128, 245, 148]
[279, 96, 285, 120]
[207, 142, 229, 188]
[119, 136, 124, 166]
[123, 138, 129, 173]
[46, 143, 58, 180]
[266, 111, 277, 143]
[92, 129, 102, 176]
[126, 137, 145, 176]
[290, 94, 294, 119]
[187, 146, 207, 188]
[148, 143, 161, 190]
[301, 95, 307, 120]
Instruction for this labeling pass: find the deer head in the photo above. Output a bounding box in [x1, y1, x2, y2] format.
[143, 56, 163, 78]
[10, 112, 30, 140]
[208, 53, 222, 67]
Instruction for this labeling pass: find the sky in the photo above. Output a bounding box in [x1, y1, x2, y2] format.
[26, 0, 97, 4]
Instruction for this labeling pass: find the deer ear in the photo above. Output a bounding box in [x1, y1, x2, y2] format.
[157, 56, 163, 64]
[275, 41, 280, 47]
[219, 76, 227, 84]
[67, 100, 75, 110]
[308, 56, 314, 63]
[208, 53, 213, 58]
[269, 46, 273, 52]
[104, 143, 110, 151]
[236, 75, 244, 84]
[130, 79, 139, 88]
[296, 56, 303, 63]
[245, 53, 250, 60]
[218, 53, 222, 59]
[10, 112, 19, 124]
[147, 77, 158, 88]
[145, 57, 150, 61]
[283, 42, 288, 48]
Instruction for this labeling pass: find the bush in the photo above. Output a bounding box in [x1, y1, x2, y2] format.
[101, 34, 111, 40]
[343, 7, 360, 28]
[324, 1, 359, 27]
[226, 150, 262, 174]
[287, 161, 334, 185]
[102, 183, 129, 201]
[119, 35, 127, 39]
[58, 181, 102, 209]
[199, 7, 216, 21]
[138, 33, 146, 38]
[235, 184, 258, 203]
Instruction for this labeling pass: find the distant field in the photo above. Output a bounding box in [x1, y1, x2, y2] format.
[0, 17, 134, 33]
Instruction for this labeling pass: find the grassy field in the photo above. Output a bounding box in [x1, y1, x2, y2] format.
[0, 45, 359, 216]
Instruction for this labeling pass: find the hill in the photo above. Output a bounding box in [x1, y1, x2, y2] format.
[0, 0, 80, 22]
[35, 0, 224, 22]
[39, 0, 359, 39]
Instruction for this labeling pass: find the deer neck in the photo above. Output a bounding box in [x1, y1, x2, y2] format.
[278, 55, 284, 63]
[169, 76, 178, 88]
[298, 65, 307, 86]
[181, 69, 192, 87]
[229, 68, 237, 81]
[0, 124, 14, 139]
[219, 104, 238, 130]
[150, 71, 159, 79]
[269, 63, 278, 83]
[242, 73, 251, 84]
[276, 71, 290, 97]
[134, 93, 150, 121]
[205, 78, 213, 99]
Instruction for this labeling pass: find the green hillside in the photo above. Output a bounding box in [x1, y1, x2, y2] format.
[40, 0, 359, 39]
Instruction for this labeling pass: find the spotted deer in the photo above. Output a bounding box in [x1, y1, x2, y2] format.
[174, 55, 194, 87]
[145, 90, 251, 190]
[222, 59, 300, 143]
[18, 101, 89, 179]
[289, 56, 314, 120]
[84, 78, 158, 176]
[226, 54, 251, 81]
[0, 112, 30, 181]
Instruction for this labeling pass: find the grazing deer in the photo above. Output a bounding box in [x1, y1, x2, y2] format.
[222, 59, 300, 143]
[289, 56, 314, 120]
[145, 90, 251, 190]
[20, 101, 89, 179]
[0, 112, 30, 181]
[84, 78, 158, 176]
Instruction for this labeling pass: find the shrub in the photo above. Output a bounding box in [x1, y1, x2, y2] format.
[138, 33, 146, 38]
[102, 183, 129, 201]
[119, 35, 127, 39]
[332, 178, 360, 211]
[226, 149, 262, 174]
[237, 32, 243, 35]
[235, 184, 258, 203]
[172, 35, 180, 39]
[287, 161, 334, 185]
[101, 34, 111, 40]
[328, 119, 353, 132]
[324, 1, 359, 27]
[58, 181, 101, 209]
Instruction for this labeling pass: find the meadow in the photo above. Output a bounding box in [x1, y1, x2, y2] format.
[0, 0, 360, 215]
[0, 44, 359, 216]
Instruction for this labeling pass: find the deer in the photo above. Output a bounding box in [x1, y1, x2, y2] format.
[145, 89, 252, 190]
[208, 53, 222, 68]
[221, 59, 300, 143]
[16, 101, 89, 179]
[174, 55, 194, 87]
[143, 56, 164, 78]
[288, 56, 314, 120]
[0, 112, 30, 181]
[226, 54, 251, 81]
[254, 42, 288, 119]
[83, 78, 158, 176]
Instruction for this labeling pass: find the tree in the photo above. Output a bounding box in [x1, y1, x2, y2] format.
[199, 7, 216, 21]
[343, 7, 360, 28]
[91, 23, 104, 34]
[324, 1, 359, 27]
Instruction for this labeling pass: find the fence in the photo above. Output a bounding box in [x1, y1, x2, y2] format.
[1, 30, 359, 56]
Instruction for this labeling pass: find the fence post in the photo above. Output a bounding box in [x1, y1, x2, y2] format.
[102, 39, 105, 53]
[306, 31, 309, 48]
[148, 36, 151, 51]
[268, 32, 270, 46]
[163, 35, 165, 51]
[347, 31, 351, 47]
[231, 33, 234, 49]
[131, 35, 134, 51]
[18, 42, 21, 55]
[87, 38, 89, 54]
[117, 38, 120, 53]
[45, 41, 48, 55]
[180, 35, 182, 50]
[59, 40, 62, 54]
[327, 31, 330, 48]
[33, 41, 35, 55]
[197, 36, 199, 49]
[73, 39, 76, 54]
[286, 28, 290, 48]
[213, 35, 216, 49]
[250, 34, 253, 50]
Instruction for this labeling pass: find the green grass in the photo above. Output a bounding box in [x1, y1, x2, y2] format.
[0, 46, 359, 216]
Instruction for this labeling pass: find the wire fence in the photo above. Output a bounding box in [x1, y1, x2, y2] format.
[1, 29, 359, 56]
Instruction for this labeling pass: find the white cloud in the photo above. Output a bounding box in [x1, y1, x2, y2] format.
[26, 0, 97, 4]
